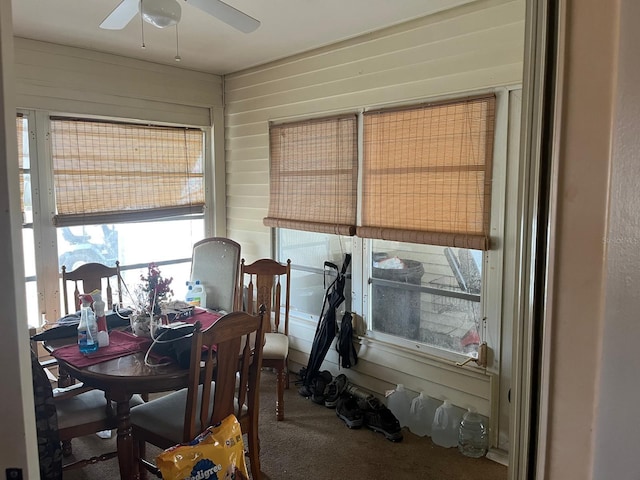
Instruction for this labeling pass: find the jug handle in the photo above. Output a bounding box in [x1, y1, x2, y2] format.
[434, 407, 448, 428]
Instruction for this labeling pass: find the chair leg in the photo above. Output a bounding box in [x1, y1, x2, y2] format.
[134, 439, 147, 480]
[61, 440, 73, 457]
[276, 367, 285, 421]
[246, 427, 261, 480]
[285, 363, 290, 389]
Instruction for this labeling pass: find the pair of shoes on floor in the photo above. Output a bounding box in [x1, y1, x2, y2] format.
[298, 370, 333, 405]
[323, 373, 348, 408]
[335, 393, 403, 442]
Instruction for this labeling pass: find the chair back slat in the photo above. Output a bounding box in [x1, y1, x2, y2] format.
[247, 276, 255, 315]
[274, 280, 282, 332]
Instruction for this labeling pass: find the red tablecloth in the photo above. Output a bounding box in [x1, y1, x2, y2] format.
[51, 330, 151, 368]
[52, 309, 223, 368]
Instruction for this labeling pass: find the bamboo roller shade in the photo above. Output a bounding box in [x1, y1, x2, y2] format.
[359, 95, 495, 250]
[264, 115, 358, 235]
[50, 119, 204, 226]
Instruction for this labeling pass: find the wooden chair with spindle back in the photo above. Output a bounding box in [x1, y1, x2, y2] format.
[241, 258, 291, 421]
[61, 261, 123, 315]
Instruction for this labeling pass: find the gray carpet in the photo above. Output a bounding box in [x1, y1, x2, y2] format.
[62, 370, 507, 479]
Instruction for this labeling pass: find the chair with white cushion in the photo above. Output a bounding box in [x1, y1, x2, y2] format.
[241, 258, 291, 421]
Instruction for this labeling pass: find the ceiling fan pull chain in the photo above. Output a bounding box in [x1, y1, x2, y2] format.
[175, 24, 182, 62]
[140, 0, 146, 49]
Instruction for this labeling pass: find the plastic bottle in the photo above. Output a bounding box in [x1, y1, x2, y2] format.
[431, 400, 460, 448]
[78, 294, 98, 354]
[91, 291, 109, 348]
[185, 280, 207, 308]
[408, 392, 432, 437]
[458, 408, 489, 458]
[423, 396, 442, 437]
[386, 384, 412, 428]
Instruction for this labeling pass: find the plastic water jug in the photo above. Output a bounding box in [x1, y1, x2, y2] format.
[408, 392, 440, 437]
[431, 400, 460, 448]
[458, 408, 489, 458]
[423, 396, 442, 437]
[386, 384, 412, 428]
[408, 392, 429, 436]
[185, 280, 207, 308]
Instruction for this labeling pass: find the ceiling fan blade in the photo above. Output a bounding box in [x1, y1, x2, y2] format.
[100, 0, 139, 30]
[187, 0, 260, 33]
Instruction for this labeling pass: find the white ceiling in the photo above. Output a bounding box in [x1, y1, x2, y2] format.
[11, 0, 475, 75]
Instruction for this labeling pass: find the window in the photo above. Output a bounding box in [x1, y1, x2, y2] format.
[272, 95, 497, 357]
[19, 112, 207, 327]
[17, 114, 40, 327]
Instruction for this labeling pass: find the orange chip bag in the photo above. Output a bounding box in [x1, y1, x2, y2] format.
[156, 414, 249, 480]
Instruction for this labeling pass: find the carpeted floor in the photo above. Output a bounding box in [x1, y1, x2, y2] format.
[62, 370, 507, 479]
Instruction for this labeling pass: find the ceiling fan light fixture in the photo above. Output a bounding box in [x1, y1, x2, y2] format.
[140, 0, 182, 29]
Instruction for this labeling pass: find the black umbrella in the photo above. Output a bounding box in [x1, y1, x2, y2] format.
[302, 254, 351, 387]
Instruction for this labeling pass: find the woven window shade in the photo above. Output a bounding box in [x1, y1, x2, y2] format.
[359, 95, 496, 250]
[264, 115, 357, 235]
[16, 115, 27, 216]
[51, 118, 204, 226]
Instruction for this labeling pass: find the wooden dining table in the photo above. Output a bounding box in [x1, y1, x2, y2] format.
[54, 343, 189, 479]
[48, 309, 223, 479]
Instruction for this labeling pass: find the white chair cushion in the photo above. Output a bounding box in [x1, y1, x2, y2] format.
[56, 391, 144, 430]
[130, 384, 247, 444]
[263, 332, 288, 360]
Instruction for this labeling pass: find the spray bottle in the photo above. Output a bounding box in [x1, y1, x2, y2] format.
[78, 293, 98, 354]
[91, 290, 109, 348]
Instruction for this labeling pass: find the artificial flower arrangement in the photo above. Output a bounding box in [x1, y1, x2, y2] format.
[134, 262, 174, 316]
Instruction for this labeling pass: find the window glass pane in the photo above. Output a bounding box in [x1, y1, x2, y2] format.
[57, 218, 203, 311]
[24, 225, 39, 328]
[371, 239, 482, 355]
[57, 219, 203, 271]
[278, 228, 351, 318]
[117, 261, 193, 310]
[25, 280, 40, 329]
[23, 224, 36, 279]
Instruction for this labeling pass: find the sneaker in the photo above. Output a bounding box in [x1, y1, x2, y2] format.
[336, 395, 364, 428]
[298, 384, 313, 397]
[298, 370, 332, 400]
[324, 374, 348, 408]
[310, 371, 333, 405]
[359, 396, 403, 442]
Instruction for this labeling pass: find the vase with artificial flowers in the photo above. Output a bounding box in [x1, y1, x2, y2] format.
[129, 263, 173, 337]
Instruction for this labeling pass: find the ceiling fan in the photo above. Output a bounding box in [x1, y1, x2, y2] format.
[100, 0, 260, 33]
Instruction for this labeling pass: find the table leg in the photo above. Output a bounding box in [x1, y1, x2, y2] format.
[115, 395, 137, 480]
